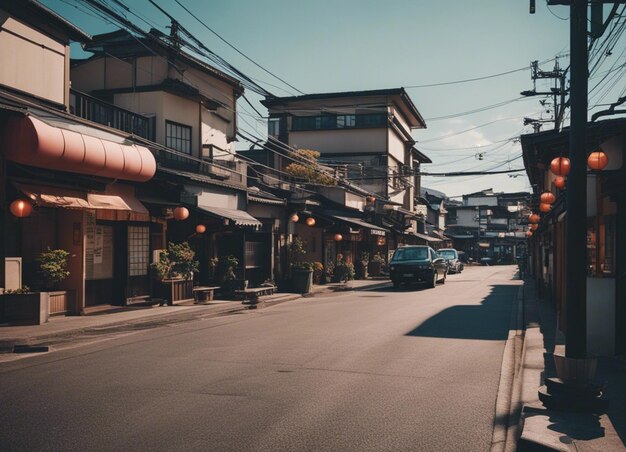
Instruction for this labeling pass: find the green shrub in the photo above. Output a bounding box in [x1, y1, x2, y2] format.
[36, 248, 70, 289]
[152, 242, 199, 280]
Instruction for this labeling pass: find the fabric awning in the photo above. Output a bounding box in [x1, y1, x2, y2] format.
[330, 215, 388, 232]
[2, 115, 156, 182]
[196, 205, 262, 227]
[413, 232, 442, 243]
[16, 183, 148, 214]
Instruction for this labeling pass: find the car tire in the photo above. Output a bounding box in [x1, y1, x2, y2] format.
[428, 271, 437, 289]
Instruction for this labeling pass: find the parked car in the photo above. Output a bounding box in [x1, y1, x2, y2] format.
[389, 246, 447, 289]
[436, 248, 464, 274]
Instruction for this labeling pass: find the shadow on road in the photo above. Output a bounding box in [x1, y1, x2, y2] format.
[405, 285, 517, 341]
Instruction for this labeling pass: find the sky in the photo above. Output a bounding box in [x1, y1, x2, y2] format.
[41, 1, 626, 198]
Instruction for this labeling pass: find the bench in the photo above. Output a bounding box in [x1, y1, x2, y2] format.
[234, 285, 276, 303]
[192, 286, 221, 304]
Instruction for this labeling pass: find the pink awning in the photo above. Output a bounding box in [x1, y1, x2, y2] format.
[1, 115, 156, 182]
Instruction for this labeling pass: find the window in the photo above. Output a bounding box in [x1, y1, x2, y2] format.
[128, 226, 150, 277]
[268, 118, 280, 137]
[337, 115, 356, 128]
[165, 120, 192, 154]
[291, 113, 387, 131]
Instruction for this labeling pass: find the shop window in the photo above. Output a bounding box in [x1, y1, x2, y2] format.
[587, 214, 616, 278]
[165, 120, 192, 154]
[85, 214, 114, 280]
[128, 226, 150, 277]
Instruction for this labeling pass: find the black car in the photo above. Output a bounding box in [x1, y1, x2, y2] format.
[389, 245, 448, 289]
[436, 248, 464, 274]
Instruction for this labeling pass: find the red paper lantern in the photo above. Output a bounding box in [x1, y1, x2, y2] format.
[290, 213, 299, 223]
[528, 213, 540, 224]
[526, 230, 533, 238]
[540, 191, 556, 204]
[530, 224, 538, 231]
[334, 233, 343, 242]
[587, 151, 608, 171]
[554, 176, 566, 190]
[173, 206, 189, 221]
[539, 203, 551, 213]
[306, 217, 316, 227]
[9, 199, 32, 218]
[195, 224, 206, 234]
[550, 157, 571, 176]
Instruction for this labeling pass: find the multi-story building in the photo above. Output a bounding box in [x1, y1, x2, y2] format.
[260, 88, 432, 262]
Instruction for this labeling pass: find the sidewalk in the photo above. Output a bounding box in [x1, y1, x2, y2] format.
[0, 278, 391, 353]
[517, 279, 626, 451]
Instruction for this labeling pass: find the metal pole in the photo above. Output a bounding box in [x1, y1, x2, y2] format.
[565, 0, 588, 359]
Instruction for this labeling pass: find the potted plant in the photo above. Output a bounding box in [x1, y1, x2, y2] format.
[332, 255, 355, 283]
[356, 251, 369, 279]
[152, 242, 199, 305]
[36, 248, 73, 314]
[216, 255, 240, 296]
[312, 262, 324, 285]
[289, 237, 314, 294]
[369, 252, 386, 276]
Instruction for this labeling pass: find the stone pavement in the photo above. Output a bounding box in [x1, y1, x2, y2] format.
[517, 279, 626, 451]
[0, 278, 391, 353]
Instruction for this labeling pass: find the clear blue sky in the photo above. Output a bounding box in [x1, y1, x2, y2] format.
[41, 1, 626, 198]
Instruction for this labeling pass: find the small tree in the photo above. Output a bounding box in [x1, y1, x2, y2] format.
[284, 149, 337, 186]
[152, 242, 199, 280]
[36, 248, 70, 290]
[216, 255, 239, 283]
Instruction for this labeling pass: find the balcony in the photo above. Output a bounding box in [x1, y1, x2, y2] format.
[154, 148, 246, 186]
[70, 89, 155, 140]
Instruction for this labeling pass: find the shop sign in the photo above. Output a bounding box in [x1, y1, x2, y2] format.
[370, 229, 386, 237]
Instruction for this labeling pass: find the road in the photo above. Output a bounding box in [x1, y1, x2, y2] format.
[0, 265, 521, 451]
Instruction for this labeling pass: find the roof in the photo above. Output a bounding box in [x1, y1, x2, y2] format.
[262, 88, 426, 129]
[157, 167, 248, 192]
[81, 29, 242, 93]
[0, 0, 91, 43]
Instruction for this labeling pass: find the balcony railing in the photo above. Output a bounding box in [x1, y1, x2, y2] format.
[70, 89, 155, 140]
[154, 148, 246, 185]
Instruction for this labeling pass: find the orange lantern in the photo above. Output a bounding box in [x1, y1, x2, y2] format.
[195, 224, 206, 234]
[530, 224, 538, 231]
[528, 213, 540, 224]
[539, 203, 551, 213]
[587, 151, 608, 170]
[9, 199, 32, 218]
[334, 233, 343, 242]
[173, 206, 189, 221]
[290, 213, 299, 223]
[550, 157, 571, 176]
[306, 217, 316, 227]
[526, 230, 533, 238]
[540, 191, 556, 204]
[554, 176, 566, 190]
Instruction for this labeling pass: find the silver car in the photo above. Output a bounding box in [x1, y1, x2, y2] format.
[437, 248, 464, 274]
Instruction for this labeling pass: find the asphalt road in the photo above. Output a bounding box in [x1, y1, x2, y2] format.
[0, 265, 521, 452]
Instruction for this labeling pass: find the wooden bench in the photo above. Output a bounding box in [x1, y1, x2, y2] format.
[192, 286, 220, 304]
[234, 285, 276, 302]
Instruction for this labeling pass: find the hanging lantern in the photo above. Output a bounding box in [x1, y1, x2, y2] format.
[530, 224, 539, 231]
[290, 213, 300, 223]
[9, 199, 32, 218]
[334, 233, 343, 242]
[528, 213, 541, 224]
[540, 191, 556, 204]
[539, 203, 551, 213]
[306, 217, 316, 227]
[195, 224, 206, 234]
[587, 151, 608, 171]
[173, 206, 189, 221]
[526, 230, 533, 238]
[554, 176, 566, 190]
[550, 157, 571, 176]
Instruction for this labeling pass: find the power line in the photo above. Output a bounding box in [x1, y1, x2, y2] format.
[173, 0, 305, 96]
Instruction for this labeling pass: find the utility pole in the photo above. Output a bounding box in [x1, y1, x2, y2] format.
[565, 0, 588, 359]
[520, 59, 567, 131]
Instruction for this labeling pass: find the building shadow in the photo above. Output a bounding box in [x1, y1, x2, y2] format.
[405, 285, 517, 341]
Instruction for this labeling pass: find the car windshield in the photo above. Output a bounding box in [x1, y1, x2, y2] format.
[437, 250, 457, 259]
[392, 247, 428, 261]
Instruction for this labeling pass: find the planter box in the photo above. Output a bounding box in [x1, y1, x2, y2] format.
[292, 269, 313, 294]
[49, 290, 74, 315]
[0, 292, 49, 325]
[153, 279, 194, 305]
